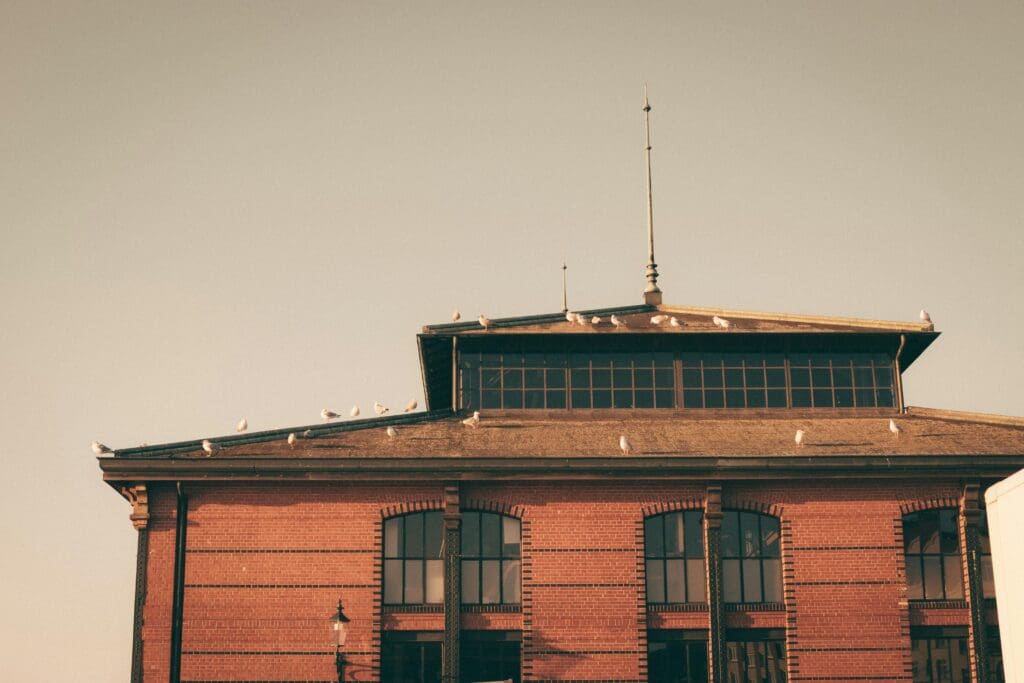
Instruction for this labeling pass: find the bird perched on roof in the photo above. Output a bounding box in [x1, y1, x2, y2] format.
[669, 317, 684, 328]
[302, 429, 314, 438]
[91, 441, 113, 455]
[712, 315, 731, 329]
[479, 314, 491, 329]
[236, 418, 248, 433]
[610, 315, 626, 328]
[462, 411, 480, 428]
[374, 401, 389, 416]
[591, 316, 602, 325]
[287, 433, 297, 448]
[920, 309, 932, 324]
[565, 311, 575, 322]
[322, 409, 341, 421]
[575, 313, 588, 326]
[651, 314, 669, 324]
[795, 430, 806, 447]
[405, 399, 417, 412]
[350, 405, 360, 417]
[386, 426, 397, 439]
[619, 435, 634, 455]
[202, 439, 219, 456]
[889, 419, 903, 439]
[452, 310, 461, 321]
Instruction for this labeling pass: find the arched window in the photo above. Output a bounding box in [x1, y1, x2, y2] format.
[721, 511, 782, 604]
[644, 510, 706, 604]
[461, 511, 521, 604]
[383, 511, 444, 605]
[903, 508, 963, 600]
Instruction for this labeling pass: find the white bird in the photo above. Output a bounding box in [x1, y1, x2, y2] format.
[350, 405, 360, 417]
[575, 313, 588, 326]
[236, 418, 248, 433]
[669, 317, 684, 328]
[386, 426, 398, 439]
[591, 316, 602, 324]
[374, 401, 389, 416]
[566, 311, 576, 322]
[202, 439, 219, 456]
[405, 399, 417, 412]
[920, 309, 932, 324]
[302, 429, 314, 438]
[651, 314, 669, 324]
[462, 411, 480, 428]
[91, 441, 112, 455]
[287, 433, 297, 448]
[452, 310, 461, 321]
[322, 409, 341, 421]
[610, 315, 626, 328]
[479, 314, 491, 329]
[712, 315, 732, 329]
[795, 430, 806, 447]
[889, 419, 903, 439]
[619, 435, 634, 455]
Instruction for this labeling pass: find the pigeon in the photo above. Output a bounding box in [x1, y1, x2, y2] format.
[321, 409, 341, 421]
[202, 439, 219, 456]
[350, 405, 360, 417]
[236, 418, 248, 433]
[669, 316, 684, 328]
[374, 401, 389, 416]
[651, 314, 669, 324]
[452, 310, 461, 321]
[91, 441, 113, 455]
[479, 314, 491, 329]
[619, 435, 634, 454]
[462, 410, 481, 428]
[386, 426, 397, 439]
[712, 315, 732, 329]
[302, 429, 314, 438]
[920, 310, 932, 324]
[795, 430, 805, 447]
[889, 419, 903, 439]
[287, 433, 297, 448]
[404, 399, 417, 413]
[591, 316, 602, 324]
[610, 315, 626, 328]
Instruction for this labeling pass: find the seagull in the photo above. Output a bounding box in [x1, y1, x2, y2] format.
[795, 430, 805, 447]
[566, 311, 576, 322]
[575, 313, 588, 326]
[452, 310, 461, 321]
[889, 419, 903, 439]
[236, 418, 248, 433]
[386, 426, 397, 439]
[610, 315, 626, 328]
[669, 317, 684, 328]
[374, 401, 389, 416]
[591, 316, 602, 324]
[287, 433, 297, 448]
[920, 309, 932, 324]
[462, 411, 480, 428]
[350, 405, 360, 417]
[479, 314, 491, 329]
[619, 435, 634, 455]
[651, 314, 669, 324]
[712, 315, 732, 329]
[302, 429, 313, 438]
[91, 441, 113, 455]
[404, 399, 417, 412]
[321, 409, 341, 421]
[202, 439, 219, 456]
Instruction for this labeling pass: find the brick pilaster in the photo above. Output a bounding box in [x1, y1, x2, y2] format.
[705, 485, 725, 683]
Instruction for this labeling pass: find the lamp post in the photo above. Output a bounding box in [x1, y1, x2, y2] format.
[331, 598, 350, 682]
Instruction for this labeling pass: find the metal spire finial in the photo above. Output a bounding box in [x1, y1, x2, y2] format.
[561, 261, 568, 313]
[642, 84, 662, 305]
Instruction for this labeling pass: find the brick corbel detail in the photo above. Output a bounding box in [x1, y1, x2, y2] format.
[121, 484, 149, 530]
[960, 483, 989, 683]
[704, 485, 725, 683]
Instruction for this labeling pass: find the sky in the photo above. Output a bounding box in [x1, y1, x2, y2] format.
[1, 1, 1022, 679]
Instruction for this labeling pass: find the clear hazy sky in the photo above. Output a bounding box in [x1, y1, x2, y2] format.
[2, 1, 1022, 679]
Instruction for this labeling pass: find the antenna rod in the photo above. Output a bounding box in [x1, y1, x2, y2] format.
[561, 261, 568, 313]
[642, 84, 662, 305]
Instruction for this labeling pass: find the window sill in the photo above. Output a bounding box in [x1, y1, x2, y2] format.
[383, 604, 443, 614]
[909, 600, 968, 610]
[648, 603, 709, 613]
[462, 604, 522, 613]
[725, 602, 785, 612]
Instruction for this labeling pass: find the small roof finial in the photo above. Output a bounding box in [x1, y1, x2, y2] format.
[642, 84, 662, 305]
[561, 260, 568, 313]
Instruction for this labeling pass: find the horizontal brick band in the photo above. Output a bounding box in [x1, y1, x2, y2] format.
[184, 583, 374, 589]
[527, 548, 635, 553]
[527, 650, 644, 656]
[187, 548, 374, 554]
[529, 582, 639, 588]
[789, 545, 901, 551]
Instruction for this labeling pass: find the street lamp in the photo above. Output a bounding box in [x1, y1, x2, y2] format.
[331, 598, 350, 682]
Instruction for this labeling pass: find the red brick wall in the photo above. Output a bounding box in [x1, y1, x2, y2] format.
[135, 479, 977, 682]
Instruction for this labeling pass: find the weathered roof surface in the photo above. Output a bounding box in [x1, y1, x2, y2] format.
[107, 406, 1024, 460]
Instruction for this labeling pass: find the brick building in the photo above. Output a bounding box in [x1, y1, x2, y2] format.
[99, 299, 1024, 683]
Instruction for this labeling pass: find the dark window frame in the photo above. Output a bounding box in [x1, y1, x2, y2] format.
[647, 630, 709, 683]
[721, 511, 783, 605]
[383, 511, 444, 606]
[644, 510, 707, 604]
[725, 628, 788, 683]
[903, 509, 964, 601]
[461, 511, 522, 606]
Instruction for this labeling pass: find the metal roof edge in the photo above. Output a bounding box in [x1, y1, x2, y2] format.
[906, 406, 1024, 428]
[421, 304, 656, 333]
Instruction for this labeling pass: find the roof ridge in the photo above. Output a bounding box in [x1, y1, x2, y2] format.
[906, 406, 1024, 428]
[422, 304, 656, 333]
[656, 304, 933, 332]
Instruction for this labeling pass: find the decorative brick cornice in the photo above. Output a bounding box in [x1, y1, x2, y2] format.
[379, 499, 443, 518]
[641, 498, 703, 517]
[120, 484, 149, 530]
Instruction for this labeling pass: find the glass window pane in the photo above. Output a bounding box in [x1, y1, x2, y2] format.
[462, 560, 480, 603]
[523, 368, 544, 388]
[811, 367, 832, 387]
[876, 388, 894, 407]
[740, 512, 760, 557]
[481, 514, 501, 557]
[745, 368, 765, 388]
[813, 388, 834, 407]
[592, 389, 612, 408]
[763, 559, 782, 602]
[424, 512, 443, 558]
[633, 390, 653, 408]
[425, 560, 443, 603]
[767, 389, 787, 408]
[655, 368, 674, 388]
[725, 368, 744, 388]
[503, 559, 521, 603]
[904, 514, 921, 554]
[791, 389, 811, 407]
[982, 556, 995, 598]
[645, 516, 664, 557]
[481, 390, 501, 409]
[682, 368, 702, 387]
[546, 389, 566, 408]
[503, 369, 522, 388]
[921, 513, 940, 553]
[835, 388, 854, 407]
[854, 367, 874, 387]
[647, 560, 666, 602]
[725, 389, 745, 407]
[503, 517, 521, 556]
[462, 512, 480, 557]
[570, 368, 591, 388]
[481, 560, 500, 603]
[833, 367, 852, 387]
[666, 559, 686, 602]
[546, 368, 566, 388]
[746, 390, 766, 408]
[790, 368, 810, 387]
[571, 390, 591, 408]
[907, 558, 923, 599]
[481, 368, 501, 387]
[384, 559, 403, 604]
[613, 368, 633, 388]
[939, 510, 959, 553]
[944, 555, 964, 599]
[683, 389, 704, 408]
[766, 368, 786, 387]
[685, 511, 704, 558]
[703, 368, 723, 388]
[524, 390, 545, 408]
[655, 389, 674, 408]
[665, 513, 684, 557]
[384, 517, 402, 558]
[722, 512, 740, 557]
[592, 369, 611, 388]
[613, 389, 634, 408]
[723, 559, 741, 602]
[704, 390, 724, 408]
[687, 558, 706, 602]
[634, 368, 653, 388]
[923, 556, 943, 599]
[503, 390, 522, 408]
[405, 514, 424, 557]
[761, 516, 780, 557]
[743, 559, 763, 602]
[875, 366, 893, 387]
[404, 560, 424, 603]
